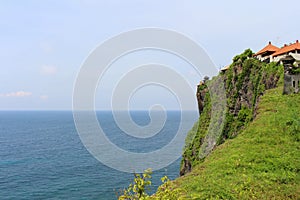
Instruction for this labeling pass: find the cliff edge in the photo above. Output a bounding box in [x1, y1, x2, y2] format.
[181, 49, 283, 175]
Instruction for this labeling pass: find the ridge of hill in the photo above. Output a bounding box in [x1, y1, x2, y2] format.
[181, 49, 284, 175]
[164, 86, 299, 199]
[119, 50, 299, 199]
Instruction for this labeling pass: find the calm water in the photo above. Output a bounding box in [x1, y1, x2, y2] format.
[0, 111, 198, 199]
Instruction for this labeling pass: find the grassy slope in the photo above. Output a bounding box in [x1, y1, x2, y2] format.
[171, 86, 300, 199]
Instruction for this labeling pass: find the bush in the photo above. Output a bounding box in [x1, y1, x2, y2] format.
[118, 170, 185, 200]
[118, 169, 152, 200]
[233, 49, 254, 63]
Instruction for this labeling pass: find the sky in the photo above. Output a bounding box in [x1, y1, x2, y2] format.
[1, 0, 299, 110]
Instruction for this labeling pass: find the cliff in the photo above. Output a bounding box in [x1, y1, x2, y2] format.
[150, 50, 299, 199]
[120, 49, 299, 199]
[180, 49, 284, 175]
[158, 86, 300, 199]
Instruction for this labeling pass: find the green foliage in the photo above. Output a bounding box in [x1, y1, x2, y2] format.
[262, 62, 284, 86]
[286, 96, 300, 142]
[119, 169, 152, 200]
[119, 170, 186, 200]
[237, 106, 252, 126]
[197, 82, 208, 91]
[182, 89, 212, 169]
[233, 48, 254, 63]
[153, 176, 186, 200]
[181, 49, 285, 175]
[290, 67, 300, 74]
[159, 87, 300, 199]
[214, 54, 283, 141]
[123, 48, 299, 199]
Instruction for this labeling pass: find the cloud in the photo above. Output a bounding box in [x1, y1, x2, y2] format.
[41, 65, 57, 75]
[40, 95, 48, 100]
[0, 91, 32, 97]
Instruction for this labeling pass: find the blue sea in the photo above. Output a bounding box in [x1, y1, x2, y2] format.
[0, 111, 198, 199]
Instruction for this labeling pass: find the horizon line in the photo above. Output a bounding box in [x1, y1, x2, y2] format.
[0, 109, 199, 112]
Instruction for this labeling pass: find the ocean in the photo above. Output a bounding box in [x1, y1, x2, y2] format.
[0, 111, 198, 199]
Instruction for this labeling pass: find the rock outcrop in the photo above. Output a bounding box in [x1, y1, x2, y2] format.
[180, 49, 283, 175]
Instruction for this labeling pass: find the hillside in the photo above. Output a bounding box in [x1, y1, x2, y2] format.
[162, 86, 300, 199]
[154, 50, 300, 199]
[181, 49, 284, 175]
[119, 50, 299, 199]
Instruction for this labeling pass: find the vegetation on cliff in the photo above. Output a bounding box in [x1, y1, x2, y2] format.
[164, 86, 300, 199]
[120, 50, 299, 199]
[120, 86, 299, 199]
[181, 49, 284, 175]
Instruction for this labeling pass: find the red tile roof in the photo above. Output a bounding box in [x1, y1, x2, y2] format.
[272, 40, 300, 57]
[254, 41, 279, 56]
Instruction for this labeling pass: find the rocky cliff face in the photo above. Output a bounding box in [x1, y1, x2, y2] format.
[196, 81, 209, 114]
[180, 50, 283, 176]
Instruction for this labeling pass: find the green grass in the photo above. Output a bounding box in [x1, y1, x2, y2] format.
[167, 87, 300, 199]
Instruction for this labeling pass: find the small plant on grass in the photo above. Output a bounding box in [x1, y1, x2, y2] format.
[119, 170, 185, 200]
[118, 169, 152, 200]
[154, 176, 186, 199]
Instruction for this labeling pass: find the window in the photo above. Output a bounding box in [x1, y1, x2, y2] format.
[293, 81, 295, 88]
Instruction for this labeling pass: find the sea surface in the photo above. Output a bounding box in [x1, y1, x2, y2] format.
[0, 111, 198, 199]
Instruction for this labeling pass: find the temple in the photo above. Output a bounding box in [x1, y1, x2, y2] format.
[253, 41, 279, 62]
[254, 40, 300, 94]
[254, 40, 300, 64]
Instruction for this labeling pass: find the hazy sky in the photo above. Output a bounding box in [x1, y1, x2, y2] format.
[1, 0, 299, 110]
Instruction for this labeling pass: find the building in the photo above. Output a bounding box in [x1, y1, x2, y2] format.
[272, 40, 300, 62]
[253, 41, 279, 62]
[254, 40, 300, 94]
[221, 40, 300, 94]
[280, 53, 300, 94]
[254, 40, 300, 63]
